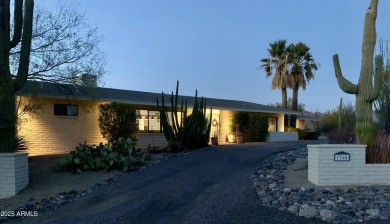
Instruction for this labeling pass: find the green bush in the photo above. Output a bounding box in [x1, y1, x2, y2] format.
[231, 112, 249, 134]
[244, 114, 269, 142]
[98, 102, 138, 142]
[55, 138, 150, 173]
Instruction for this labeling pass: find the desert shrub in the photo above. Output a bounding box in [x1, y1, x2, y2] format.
[15, 135, 27, 151]
[366, 130, 390, 163]
[320, 103, 355, 134]
[244, 114, 268, 142]
[306, 132, 319, 140]
[285, 127, 318, 140]
[374, 41, 390, 134]
[55, 138, 150, 173]
[326, 127, 356, 144]
[98, 102, 138, 142]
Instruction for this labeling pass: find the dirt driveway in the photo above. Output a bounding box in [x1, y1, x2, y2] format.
[8, 140, 336, 224]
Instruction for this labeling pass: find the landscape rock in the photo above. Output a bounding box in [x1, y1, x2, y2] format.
[366, 209, 380, 219]
[252, 147, 390, 223]
[319, 209, 334, 222]
[299, 204, 318, 218]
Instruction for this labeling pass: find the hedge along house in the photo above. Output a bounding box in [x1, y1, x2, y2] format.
[17, 81, 303, 156]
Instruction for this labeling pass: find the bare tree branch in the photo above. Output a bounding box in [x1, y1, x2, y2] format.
[10, 1, 106, 85]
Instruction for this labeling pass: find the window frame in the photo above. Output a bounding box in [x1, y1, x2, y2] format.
[54, 104, 79, 116]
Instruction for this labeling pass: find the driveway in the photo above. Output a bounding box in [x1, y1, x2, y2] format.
[12, 140, 382, 224]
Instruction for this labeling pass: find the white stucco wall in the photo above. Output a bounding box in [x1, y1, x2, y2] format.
[308, 144, 390, 186]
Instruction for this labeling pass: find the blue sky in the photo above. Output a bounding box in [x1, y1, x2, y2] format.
[35, 0, 390, 112]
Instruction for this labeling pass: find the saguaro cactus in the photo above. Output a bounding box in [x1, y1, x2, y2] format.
[333, 0, 383, 144]
[0, 0, 34, 152]
[338, 97, 343, 131]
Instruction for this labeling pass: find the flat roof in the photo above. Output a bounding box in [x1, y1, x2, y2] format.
[19, 81, 302, 115]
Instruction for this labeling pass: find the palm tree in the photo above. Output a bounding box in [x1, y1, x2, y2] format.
[260, 40, 291, 109]
[287, 42, 319, 127]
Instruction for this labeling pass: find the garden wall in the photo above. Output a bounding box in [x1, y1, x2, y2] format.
[267, 132, 298, 142]
[0, 153, 29, 199]
[308, 144, 390, 186]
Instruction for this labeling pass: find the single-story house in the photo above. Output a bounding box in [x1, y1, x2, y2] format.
[17, 80, 307, 156]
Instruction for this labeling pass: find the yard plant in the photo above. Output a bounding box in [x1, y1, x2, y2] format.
[98, 102, 138, 142]
[333, 0, 383, 145]
[0, 0, 34, 152]
[157, 81, 212, 152]
[55, 138, 150, 173]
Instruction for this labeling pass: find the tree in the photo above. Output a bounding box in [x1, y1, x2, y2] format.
[10, 1, 106, 85]
[260, 40, 291, 128]
[287, 42, 319, 127]
[260, 40, 290, 109]
[0, 0, 34, 152]
[98, 102, 138, 142]
[333, 0, 383, 144]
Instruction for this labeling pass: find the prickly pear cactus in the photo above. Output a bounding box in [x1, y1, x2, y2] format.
[333, 0, 383, 144]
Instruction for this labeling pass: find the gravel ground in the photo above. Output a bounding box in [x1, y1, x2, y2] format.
[0, 152, 173, 212]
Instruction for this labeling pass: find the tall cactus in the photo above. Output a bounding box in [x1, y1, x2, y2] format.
[333, 0, 383, 144]
[0, 0, 34, 152]
[157, 81, 212, 151]
[338, 97, 343, 131]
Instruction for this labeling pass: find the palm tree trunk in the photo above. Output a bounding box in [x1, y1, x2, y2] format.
[281, 87, 288, 109]
[290, 86, 299, 128]
[281, 87, 289, 129]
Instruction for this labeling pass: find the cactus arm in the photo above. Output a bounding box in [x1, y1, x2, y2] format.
[173, 81, 181, 134]
[333, 54, 358, 94]
[170, 92, 178, 136]
[14, 0, 34, 91]
[180, 99, 184, 129]
[366, 54, 383, 102]
[10, 0, 23, 48]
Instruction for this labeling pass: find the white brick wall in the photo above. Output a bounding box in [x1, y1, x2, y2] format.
[267, 132, 298, 142]
[0, 153, 29, 199]
[307, 144, 390, 186]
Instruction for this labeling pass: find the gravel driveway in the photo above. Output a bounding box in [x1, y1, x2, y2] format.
[6, 140, 334, 224]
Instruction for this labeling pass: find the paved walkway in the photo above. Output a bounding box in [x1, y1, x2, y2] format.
[13, 140, 386, 224]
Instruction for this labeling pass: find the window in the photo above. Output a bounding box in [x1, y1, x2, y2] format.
[136, 109, 184, 133]
[268, 117, 277, 132]
[54, 104, 78, 116]
[137, 110, 161, 133]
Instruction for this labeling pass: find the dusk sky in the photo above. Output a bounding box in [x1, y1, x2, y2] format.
[35, 0, 390, 112]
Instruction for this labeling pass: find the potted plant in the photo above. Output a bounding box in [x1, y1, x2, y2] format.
[211, 131, 219, 146]
[236, 132, 244, 144]
[229, 122, 237, 143]
[231, 112, 249, 144]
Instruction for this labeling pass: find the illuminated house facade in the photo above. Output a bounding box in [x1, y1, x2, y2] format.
[18, 81, 304, 156]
